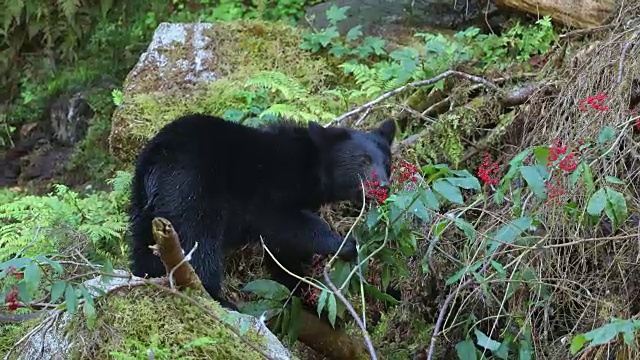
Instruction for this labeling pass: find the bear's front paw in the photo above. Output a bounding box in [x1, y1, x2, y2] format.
[337, 236, 358, 261]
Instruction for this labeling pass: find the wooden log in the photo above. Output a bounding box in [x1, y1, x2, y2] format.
[494, 0, 617, 29]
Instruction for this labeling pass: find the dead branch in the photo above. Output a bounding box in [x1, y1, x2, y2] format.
[328, 70, 503, 126]
[0, 312, 43, 325]
[150, 217, 204, 292]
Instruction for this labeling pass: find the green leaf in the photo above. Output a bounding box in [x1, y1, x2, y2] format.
[569, 334, 587, 354]
[83, 298, 97, 329]
[455, 339, 478, 360]
[454, 218, 476, 242]
[532, 146, 550, 166]
[239, 300, 282, 318]
[519, 166, 547, 199]
[50, 280, 66, 303]
[17, 282, 31, 304]
[433, 179, 464, 204]
[582, 164, 595, 194]
[408, 199, 431, 222]
[345, 25, 363, 41]
[362, 36, 387, 55]
[446, 262, 482, 286]
[420, 188, 441, 210]
[327, 293, 338, 327]
[365, 207, 381, 229]
[446, 176, 481, 191]
[604, 176, 625, 185]
[364, 284, 400, 305]
[65, 284, 79, 315]
[509, 148, 532, 167]
[490, 260, 506, 279]
[328, 44, 349, 58]
[34, 255, 64, 274]
[518, 339, 533, 360]
[24, 261, 42, 292]
[287, 297, 303, 345]
[317, 289, 329, 317]
[242, 279, 291, 301]
[101, 259, 115, 284]
[569, 161, 585, 187]
[604, 187, 628, 227]
[487, 217, 533, 255]
[326, 5, 350, 25]
[586, 188, 606, 216]
[474, 328, 501, 351]
[597, 126, 615, 144]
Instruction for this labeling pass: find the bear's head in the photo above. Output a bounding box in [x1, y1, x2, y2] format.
[309, 119, 396, 203]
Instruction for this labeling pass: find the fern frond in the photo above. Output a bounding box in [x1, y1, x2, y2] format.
[244, 71, 309, 101]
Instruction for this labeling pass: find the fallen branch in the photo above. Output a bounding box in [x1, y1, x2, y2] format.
[328, 70, 503, 126]
[150, 217, 205, 292]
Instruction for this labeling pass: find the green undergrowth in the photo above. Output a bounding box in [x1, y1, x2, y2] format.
[65, 286, 268, 360]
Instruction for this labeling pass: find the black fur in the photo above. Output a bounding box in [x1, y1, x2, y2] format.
[127, 114, 396, 310]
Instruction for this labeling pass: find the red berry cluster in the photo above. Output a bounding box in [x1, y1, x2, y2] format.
[477, 153, 501, 185]
[364, 179, 389, 204]
[3, 266, 24, 311]
[360, 170, 390, 205]
[548, 138, 580, 173]
[578, 93, 609, 112]
[391, 161, 419, 184]
[545, 138, 586, 204]
[301, 286, 322, 307]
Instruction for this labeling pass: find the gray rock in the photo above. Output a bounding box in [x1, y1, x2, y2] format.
[123, 22, 219, 94]
[301, 0, 501, 37]
[49, 91, 93, 147]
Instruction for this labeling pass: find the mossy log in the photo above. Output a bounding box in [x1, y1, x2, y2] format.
[494, 0, 616, 29]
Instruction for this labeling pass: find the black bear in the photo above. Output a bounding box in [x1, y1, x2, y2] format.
[127, 113, 396, 310]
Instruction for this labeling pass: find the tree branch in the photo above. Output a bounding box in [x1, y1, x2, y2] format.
[328, 70, 503, 126]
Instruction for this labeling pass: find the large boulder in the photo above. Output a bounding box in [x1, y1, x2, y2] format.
[108, 20, 336, 165]
[9, 270, 294, 360]
[301, 0, 503, 37]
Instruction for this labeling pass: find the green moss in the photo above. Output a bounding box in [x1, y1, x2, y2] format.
[367, 307, 435, 359]
[0, 317, 41, 356]
[410, 93, 502, 167]
[109, 19, 340, 164]
[66, 286, 270, 360]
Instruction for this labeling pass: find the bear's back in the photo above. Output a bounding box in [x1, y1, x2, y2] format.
[134, 114, 324, 211]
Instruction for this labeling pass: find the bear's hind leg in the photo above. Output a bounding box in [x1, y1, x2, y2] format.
[177, 215, 240, 312]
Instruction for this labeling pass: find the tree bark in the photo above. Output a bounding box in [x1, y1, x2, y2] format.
[494, 0, 617, 29]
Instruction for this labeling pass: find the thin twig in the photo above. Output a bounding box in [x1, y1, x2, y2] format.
[426, 250, 500, 360]
[328, 70, 502, 126]
[617, 31, 638, 84]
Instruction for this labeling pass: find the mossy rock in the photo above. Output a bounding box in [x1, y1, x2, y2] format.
[8, 271, 294, 360]
[108, 20, 338, 165]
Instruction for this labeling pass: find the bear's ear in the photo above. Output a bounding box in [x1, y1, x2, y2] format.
[309, 121, 350, 148]
[372, 119, 396, 145]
